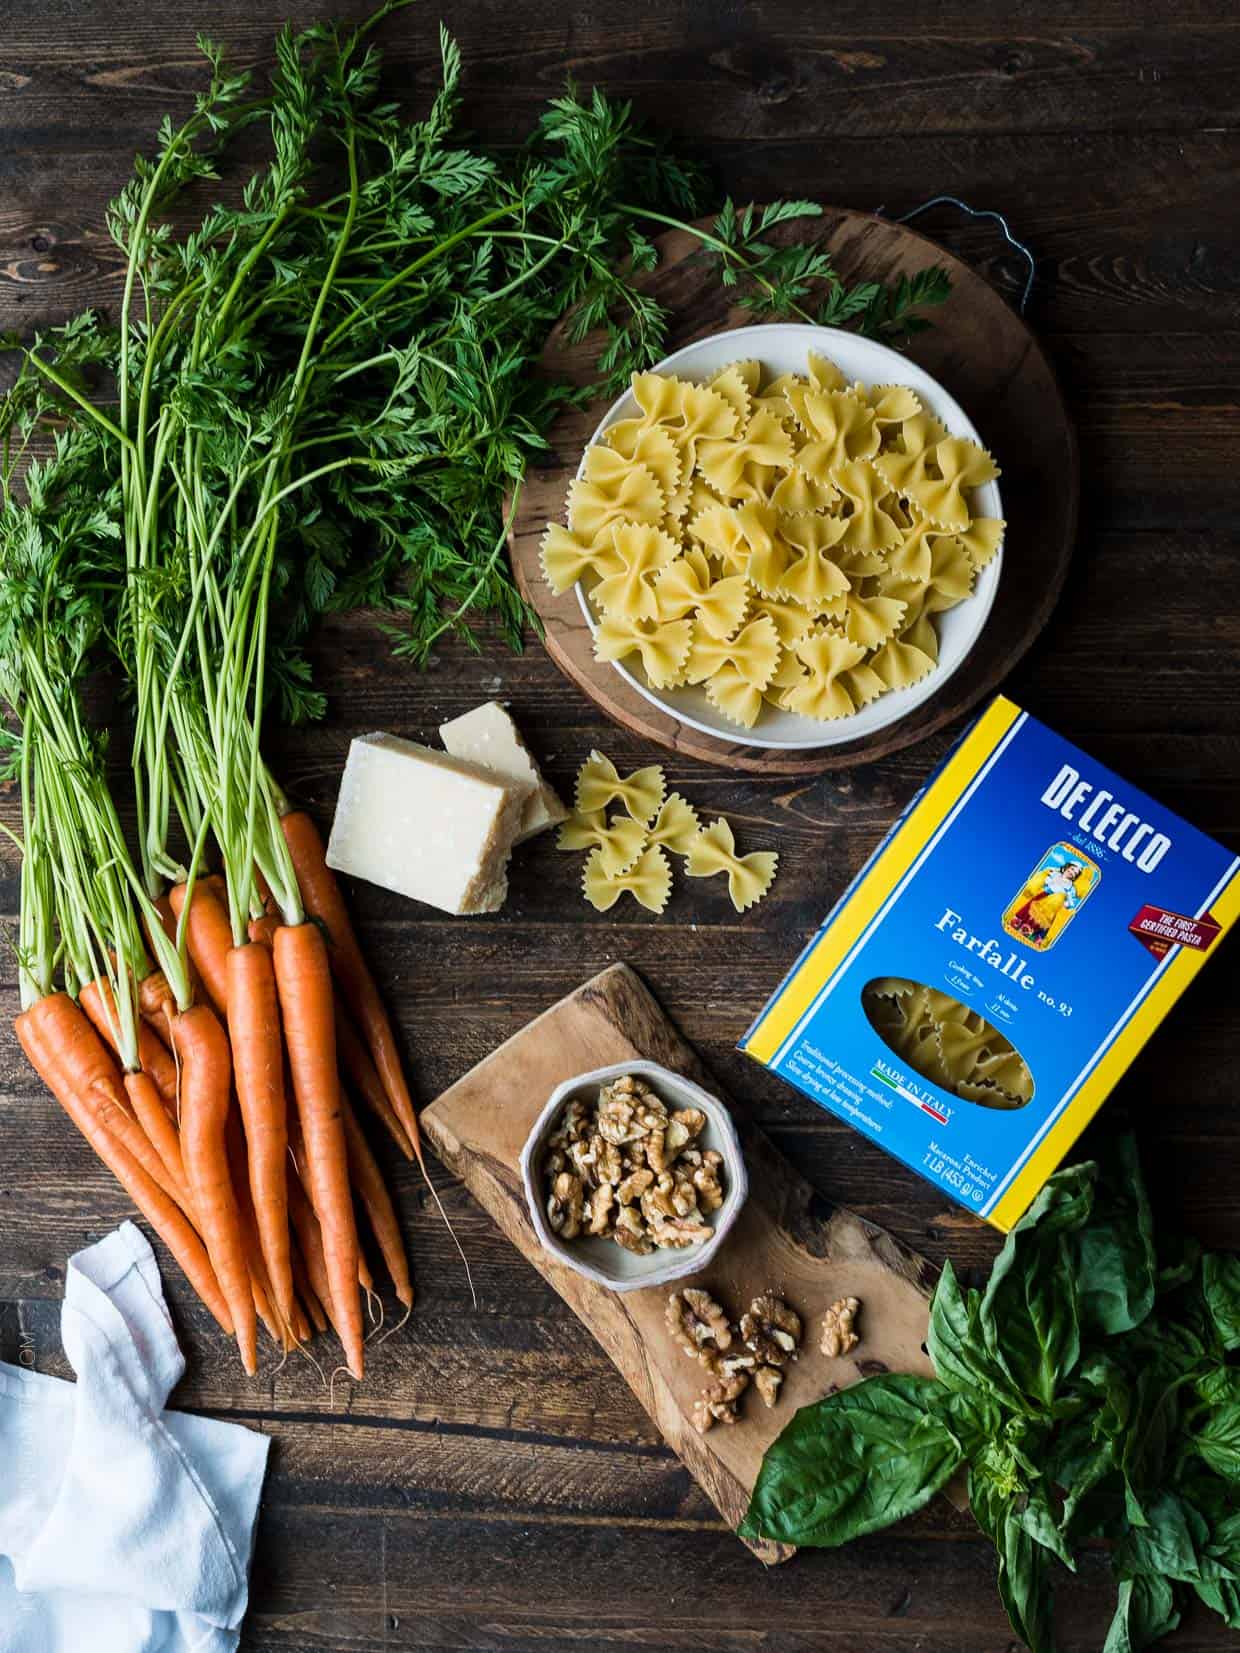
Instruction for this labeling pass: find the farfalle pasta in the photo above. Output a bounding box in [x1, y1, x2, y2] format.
[860, 977, 1033, 1107]
[541, 349, 1003, 729]
[558, 749, 778, 917]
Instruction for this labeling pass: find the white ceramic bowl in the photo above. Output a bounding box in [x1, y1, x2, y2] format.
[573, 321, 1004, 751]
[520, 1060, 748, 1293]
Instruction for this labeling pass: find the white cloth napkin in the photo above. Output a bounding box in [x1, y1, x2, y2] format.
[0, 1221, 270, 1653]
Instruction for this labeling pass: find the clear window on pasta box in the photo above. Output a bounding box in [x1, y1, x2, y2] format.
[741, 696, 1240, 1230]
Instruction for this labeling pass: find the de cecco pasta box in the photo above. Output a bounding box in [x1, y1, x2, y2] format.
[741, 696, 1240, 1230]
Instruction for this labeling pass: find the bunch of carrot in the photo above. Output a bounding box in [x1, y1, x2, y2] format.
[11, 681, 420, 1379]
[0, 11, 485, 1378]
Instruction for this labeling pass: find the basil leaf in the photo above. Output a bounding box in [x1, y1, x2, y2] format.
[980, 1164, 1094, 1384]
[740, 1374, 964, 1548]
[980, 1170, 1088, 1408]
[1118, 1489, 1227, 1584]
[1074, 1136, 1157, 1337]
[1191, 1385, 1240, 1479]
[971, 1468, 1056, 1653]
[1015, 1484, 1076, 1570]
[1194, 1576, 1240, 1629]
[927, 1259, 1025, 1410]
[1203, 1254, 1240, 1351]
[1103, 1575, 1181, 1653]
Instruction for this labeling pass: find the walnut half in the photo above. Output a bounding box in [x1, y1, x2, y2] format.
[820, 1296, 862, 1358]
[691, 1372, 748, 1434]
[546, 1172, 584, 1240]
[739, 1294, 803, 1368]
[666, 1288, 732, 1364]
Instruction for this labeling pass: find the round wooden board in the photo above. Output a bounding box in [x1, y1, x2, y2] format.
[510, 207, 1078, 775]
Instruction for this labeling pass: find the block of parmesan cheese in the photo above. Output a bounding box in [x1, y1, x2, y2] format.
[326, 733, 531, 915]
[439, 701, 568, 844]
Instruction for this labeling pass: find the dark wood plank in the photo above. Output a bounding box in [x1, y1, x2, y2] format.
[1, 1, 1239, 1648]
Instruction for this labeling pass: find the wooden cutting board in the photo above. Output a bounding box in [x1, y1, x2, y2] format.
[421, 963, 938, 1563]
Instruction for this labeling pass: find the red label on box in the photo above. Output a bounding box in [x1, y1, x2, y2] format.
[1128, 905, 1222, 959]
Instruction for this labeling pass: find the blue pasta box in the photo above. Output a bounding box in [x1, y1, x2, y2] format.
[741, 695, 1240, 1229]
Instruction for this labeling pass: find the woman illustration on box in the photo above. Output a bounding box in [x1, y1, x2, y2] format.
[1007, 857, 1092, 949]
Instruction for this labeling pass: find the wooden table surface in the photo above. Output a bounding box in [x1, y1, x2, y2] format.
[1, 4, 1237, 1649]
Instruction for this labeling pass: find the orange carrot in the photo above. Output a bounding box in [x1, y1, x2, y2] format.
[286, 1101, 374, 1295]
[247, 913, 280, 950]
[80, 976, 179, 1112]
[293, 1244, 329, 1335]
[41, 990, 190, 1207]
[341, 1098, 413, 1309]
[287, 1176, 337, 1334]
[172, 1004, 258, 1374]
[151, 896, 205, 1007]
[15, 997, 232, 1334]
[225, 941, 293, 1325]
[335, 1003, 414, 1160]
[137, 967, 177, 1050]
[272, 920, 363, 1378]
[168, 880, 232, 1019]
[123, 1069, 188, 1197]
[280, 810, 423, 1162]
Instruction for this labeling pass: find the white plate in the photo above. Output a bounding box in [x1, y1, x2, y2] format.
[572, 322, 1003, 751]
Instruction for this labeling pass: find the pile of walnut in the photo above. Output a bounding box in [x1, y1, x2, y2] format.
[542, 1073, 727, 1254]
[666, 1287, 805, 1433]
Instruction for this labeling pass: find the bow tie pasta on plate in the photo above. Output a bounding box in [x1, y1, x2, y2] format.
[540, 347, 1003, 736]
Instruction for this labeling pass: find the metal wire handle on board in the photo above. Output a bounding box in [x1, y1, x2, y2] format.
[892, 195, 1037, 315]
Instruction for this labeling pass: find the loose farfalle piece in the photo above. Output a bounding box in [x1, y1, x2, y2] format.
[556, 809, 648, 877]
[709, 362, 758, 427]
[842, 592, 907, 650]
[870, 633, 937, 692]
[923, 537, 976, 613]
[583, 844, 672, 915]
[955, 515, 1005, 571]
[864, 383, 921, 428]
[705, 663, 765, 729]
[769, 467, 838, 515]
[646, 793, 701, 856]
[685, 818, 779, 913]
[575, 749, 666, 824]
[834, 461, 902, 555]
[749, 595, 817, 647]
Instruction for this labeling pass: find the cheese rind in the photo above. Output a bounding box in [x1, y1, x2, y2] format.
[326, 733, 530, 915]
[439, 701, 568, 844]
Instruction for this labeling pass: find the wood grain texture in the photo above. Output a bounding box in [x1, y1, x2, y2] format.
[511, 209, 1077, 773]
[2, 2, 1239, 1648]
[421, 963, 937, 1562]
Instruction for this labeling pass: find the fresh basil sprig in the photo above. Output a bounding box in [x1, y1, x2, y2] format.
[741, 1137, 1240, 1653]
